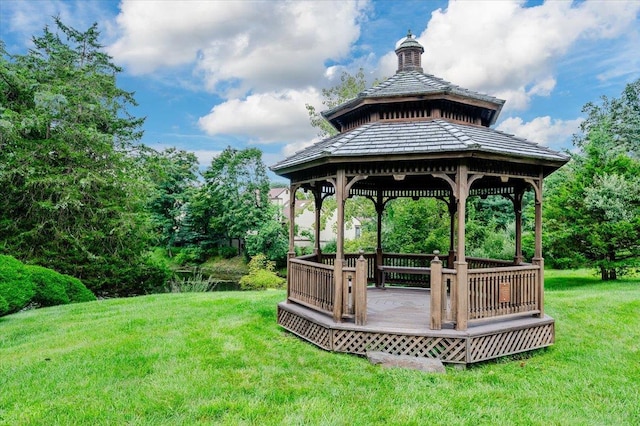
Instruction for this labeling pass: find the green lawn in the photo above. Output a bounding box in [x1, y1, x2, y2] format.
[1, 272, 639, 425]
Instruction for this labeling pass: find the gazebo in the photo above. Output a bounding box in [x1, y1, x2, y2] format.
[271, 32, 569, 364]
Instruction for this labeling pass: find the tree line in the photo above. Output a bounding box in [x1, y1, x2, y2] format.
[0, 20, 287, 296]
[1, 19, 638, 301]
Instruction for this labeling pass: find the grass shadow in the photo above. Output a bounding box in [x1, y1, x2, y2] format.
[545, 269, 640, 291]
[465, 347, 552, 370]
[545, 275, 600, 291]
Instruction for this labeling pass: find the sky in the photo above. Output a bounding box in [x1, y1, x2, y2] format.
[2, 0, 639, 180]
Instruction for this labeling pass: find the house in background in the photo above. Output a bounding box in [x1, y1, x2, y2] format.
[269, 187, 361, 247]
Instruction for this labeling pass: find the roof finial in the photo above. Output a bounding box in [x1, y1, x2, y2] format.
[407, 29, 412, 38]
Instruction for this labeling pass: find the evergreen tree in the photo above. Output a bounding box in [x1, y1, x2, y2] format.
[0, 19, 166, 294]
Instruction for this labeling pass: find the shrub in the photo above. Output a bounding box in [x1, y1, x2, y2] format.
[0, 255, 35, 314]
[295, 245, 313, 257]
[0, 295, 8, 316]
[323, 240, 337, 253]
[239, 269, 285, 290]
[173, 246, 206, 265]
[239, 254, 285, 290]
[62, 275, 96, 303]
[102, 255, 171, 296]
[26, 264, 95, 307]
[27, 265, 71, 307]
[0, 256, 95, 316]
[244, 220, 289, 267]
[219, 246, 238, 259]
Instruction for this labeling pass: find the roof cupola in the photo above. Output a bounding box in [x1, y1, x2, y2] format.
[395, 30, 424, 73]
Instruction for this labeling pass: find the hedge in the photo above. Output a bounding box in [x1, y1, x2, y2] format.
[0, 255, 95, 316]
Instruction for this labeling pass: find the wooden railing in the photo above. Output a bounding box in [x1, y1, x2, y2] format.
[382, 253, 437, 267]
[320, 254, 515, 272]
[288, 258, 334, 314]
[296, 253, 318, 262]
[467, 265, 540, 322]
[321, 253, 376, 282]
[289, 253, 541, 329]
[322, 252, 447, 287]
[466, 257, 516, 269]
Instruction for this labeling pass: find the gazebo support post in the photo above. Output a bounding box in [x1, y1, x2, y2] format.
[447, 196, 457, 267]
[531, 176, 544, 318]
[332, 169, 346, 323]
[354, 251, 367, 325]
[455, 165, 469, 331]
[512, 187, 525, 265]
[287, 184, 299, 300]
[430, 253, 443, 330]
[375, 192, 384, 288]
[312, 188, 323, 261]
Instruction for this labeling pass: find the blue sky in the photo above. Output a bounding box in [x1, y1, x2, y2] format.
[2, 0, 639, 179]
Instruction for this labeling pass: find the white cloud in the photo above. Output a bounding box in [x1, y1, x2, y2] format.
[493, 77, 557, 110]
[379, 1, 640, 110]
[496, 116, 583, 147]
[109, 0, 368, 94]
[283, 138, 321, 158]
[107, 1, 370, 150]
[198, 88, 323, 143]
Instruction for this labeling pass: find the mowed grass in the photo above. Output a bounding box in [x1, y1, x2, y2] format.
[1, 272, 639, 425]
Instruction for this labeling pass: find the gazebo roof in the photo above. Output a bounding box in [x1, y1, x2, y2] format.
[272, 32, 569, 180]
[271, 119, 569, 175]
[322, 71, 505, 122]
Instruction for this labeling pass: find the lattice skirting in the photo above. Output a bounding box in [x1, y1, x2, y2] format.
[278, 304, 554, 364]
[278, 307, 332, 350]
[467, 323, 554, 363]
[333, 330, 467, 363]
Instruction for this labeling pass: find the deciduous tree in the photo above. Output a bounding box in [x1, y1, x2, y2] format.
[199, 147, 271, 251]
[545, 79, 640, 279]
[306, 68, 368, 138]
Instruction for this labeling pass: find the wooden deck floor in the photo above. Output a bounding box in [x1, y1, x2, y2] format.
[366, 287, 436, 332]
[278, 287, 555, 363]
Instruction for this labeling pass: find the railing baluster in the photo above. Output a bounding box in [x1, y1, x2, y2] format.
[288, 258, 335, 314]
[467, 265, 541, 322]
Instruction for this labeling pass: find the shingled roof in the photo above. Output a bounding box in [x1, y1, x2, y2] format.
[322, 71, 504, 119]
[272, 32, 568, 178]
[271, 119, 569, 173]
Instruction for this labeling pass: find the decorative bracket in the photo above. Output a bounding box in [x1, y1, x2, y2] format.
[431, 173, 456, 195]
[343, 175, 369, 201]
[468, 174, 484, 189]
[432, 172, 483, 200]
[524, 178, 542, 203]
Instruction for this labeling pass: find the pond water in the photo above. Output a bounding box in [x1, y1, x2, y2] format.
[173, 268, 242, 291]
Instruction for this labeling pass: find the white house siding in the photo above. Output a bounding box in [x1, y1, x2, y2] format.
[269, 187, 360, 248]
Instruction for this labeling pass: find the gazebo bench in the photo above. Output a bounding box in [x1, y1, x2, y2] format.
[378, 265, 431, 288]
